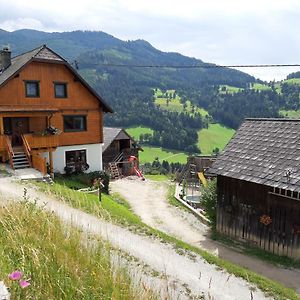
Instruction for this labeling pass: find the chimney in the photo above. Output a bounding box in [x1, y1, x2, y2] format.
[0, 46, 11, 71]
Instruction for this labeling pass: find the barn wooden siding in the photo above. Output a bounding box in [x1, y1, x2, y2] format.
[217, 176, 300, 259]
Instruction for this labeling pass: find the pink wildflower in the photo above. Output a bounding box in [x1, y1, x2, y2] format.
[8, 270, 23, 281]
[19, 280, 30, 289]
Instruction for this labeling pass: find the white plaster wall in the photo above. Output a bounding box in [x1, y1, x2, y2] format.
[45, 143, 103, 174]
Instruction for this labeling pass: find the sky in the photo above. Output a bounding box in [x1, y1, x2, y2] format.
[0, 0, 300, 81]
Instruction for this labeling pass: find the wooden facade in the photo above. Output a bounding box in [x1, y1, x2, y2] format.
[217, 176, 300, 259]
[0, 46, 112, 175]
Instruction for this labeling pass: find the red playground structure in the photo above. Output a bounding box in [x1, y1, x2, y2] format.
[128, 156, 145, 180]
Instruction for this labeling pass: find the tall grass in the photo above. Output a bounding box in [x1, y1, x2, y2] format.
[0, 200, 154, 299]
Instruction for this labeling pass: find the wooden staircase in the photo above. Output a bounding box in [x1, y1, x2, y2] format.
[12, 149, 31, 169]
[109, 162, 121, 179]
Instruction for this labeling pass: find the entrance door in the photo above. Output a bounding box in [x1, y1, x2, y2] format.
[10, 117, 29, 146]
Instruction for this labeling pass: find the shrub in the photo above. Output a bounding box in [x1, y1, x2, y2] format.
[201, 179, 217, 229]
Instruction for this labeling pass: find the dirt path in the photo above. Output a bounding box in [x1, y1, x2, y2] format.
[110, 178, 300, 293]
[0, 177, 269, 300]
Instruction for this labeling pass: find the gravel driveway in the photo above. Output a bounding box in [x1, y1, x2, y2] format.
[111, 177, 300, 293]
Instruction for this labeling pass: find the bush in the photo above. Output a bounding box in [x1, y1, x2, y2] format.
[201, 179, 217, 229]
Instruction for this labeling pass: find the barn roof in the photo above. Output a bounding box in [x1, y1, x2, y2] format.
[0, 45, 113, 113]
[103, 127, 142, 152]
[210, 118, 300, 192]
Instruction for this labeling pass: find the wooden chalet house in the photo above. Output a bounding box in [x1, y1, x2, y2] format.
[102, 127, 142, 176]
[0, 45, 112, 176]
[210, 119, 300, 259]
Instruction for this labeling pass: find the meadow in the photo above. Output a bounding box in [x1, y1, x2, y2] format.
[127, 124, 236, 162]
[139, 146, 188, 164]
[127, 126, 188, 163]
[219, 85, 243, 94]
[280, 109, 300, 118]
[126, 126, 154, 140]
[198, 123, 235, 155]
[154, 88, 209, 117]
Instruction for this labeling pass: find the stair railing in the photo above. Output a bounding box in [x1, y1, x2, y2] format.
[4, 135, 14, 169]
[21, 134, 32, 167]
[113, 151, 123, 163]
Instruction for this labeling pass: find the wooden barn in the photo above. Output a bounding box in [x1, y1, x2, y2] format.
[102, 127, 142, 176]
[210, 118, 300, 259]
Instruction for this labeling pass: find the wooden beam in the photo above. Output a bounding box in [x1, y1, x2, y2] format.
[49, 151, 54, 179]
[0, 117, 3, 135]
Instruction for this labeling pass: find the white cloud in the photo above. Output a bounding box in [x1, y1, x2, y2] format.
[0, 0, 300, 80]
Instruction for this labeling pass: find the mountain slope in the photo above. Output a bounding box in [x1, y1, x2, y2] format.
[0, 29, 259, 153]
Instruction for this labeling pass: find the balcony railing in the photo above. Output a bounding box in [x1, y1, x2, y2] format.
[23, 133, 59, 149]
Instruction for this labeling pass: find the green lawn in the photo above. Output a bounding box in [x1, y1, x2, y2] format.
[198, 124, 235, 155]
[140, 146, 188, 164]
[280, 109, 300, 118]
[219, 85, 243, 94]
[126, 126, 154, 140]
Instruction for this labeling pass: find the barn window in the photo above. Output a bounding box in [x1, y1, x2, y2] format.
[54, 82, 68, 98]
[63, 115, 86, 132]
[25, 81, 40, 97]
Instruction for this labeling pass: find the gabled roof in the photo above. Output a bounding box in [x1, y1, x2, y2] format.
[210, 118, 300, 192]
[0, 45, 113, 113]
[103, 127, 142, 152]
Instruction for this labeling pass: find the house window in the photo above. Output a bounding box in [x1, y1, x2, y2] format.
[63, 115, 87, 132]
[54, 82, 67, 98]
[25, 81, 40, 97]
[65, 149, 88, 173]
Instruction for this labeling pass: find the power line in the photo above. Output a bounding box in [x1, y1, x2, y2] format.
[94, 63, 300, 69]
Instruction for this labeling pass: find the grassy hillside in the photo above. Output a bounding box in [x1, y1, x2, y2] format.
[127, 126, 188, 164]
[280, 109, 300, 118]
[154, 89, 209, 117]
[251, 83, 272, 91]
[283, 78, 300, 85]
[140, 146, 188, 164]
[198, 124, 235, 155]
[0, 201, 143, 299]
[219, 85, 244, 94]
[126, 126, 154, 140]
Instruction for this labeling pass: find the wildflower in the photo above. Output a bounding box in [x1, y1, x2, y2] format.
[19, 280, 30, 289]
[8, 270, 23, 281]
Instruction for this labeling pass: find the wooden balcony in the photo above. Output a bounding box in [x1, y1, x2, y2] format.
[23, 133, 59, 150]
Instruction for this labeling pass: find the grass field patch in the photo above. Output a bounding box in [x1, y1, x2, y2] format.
[198, 124, 235, 155]
[280, 109, 300, 118]
[140, 146, 188, 164]
[219, 85, 243, 94]
[283, 78, 300, 85]
[251, 83, 272, 91]
[126, 126, 154, 140]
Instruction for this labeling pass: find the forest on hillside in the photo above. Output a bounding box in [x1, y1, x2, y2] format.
[1, 29, 300, 153]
